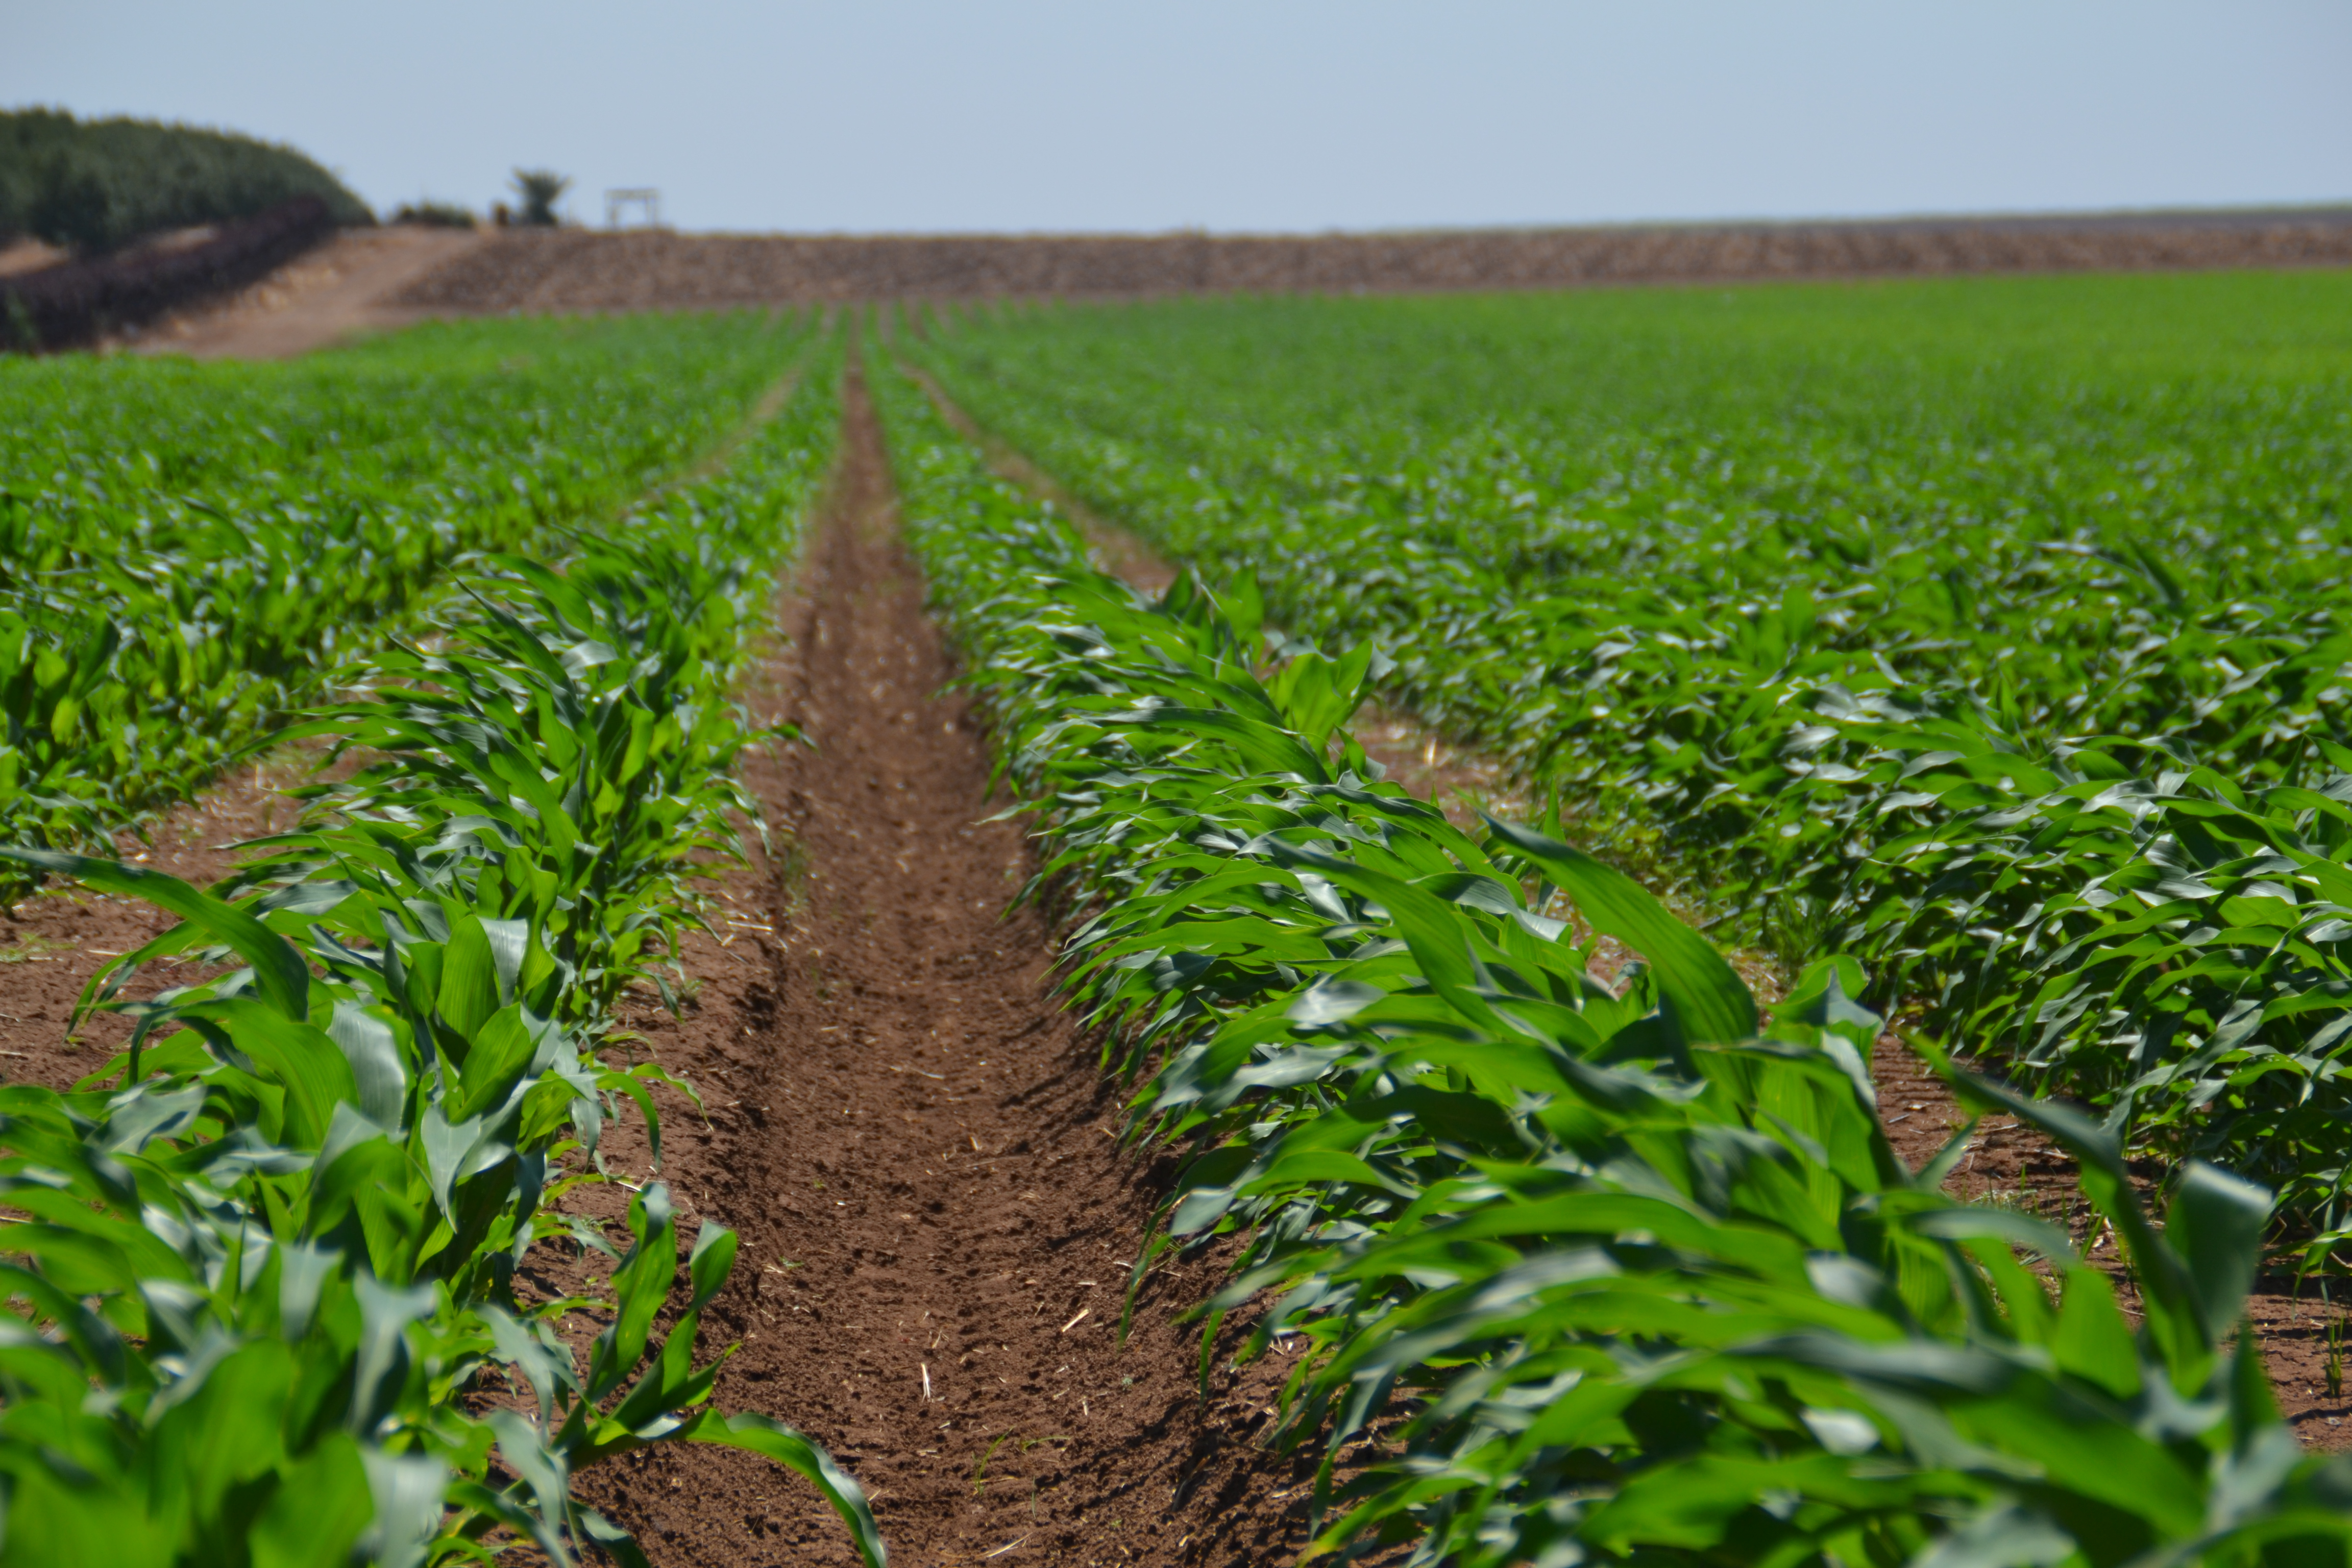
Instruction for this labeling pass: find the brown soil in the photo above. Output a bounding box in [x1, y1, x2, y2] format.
[391, 211, 2352, 312]
[1868, 1034, 2352, 1448]
[0, 753, 328, 1087]
[128, 225, 482, 359]
[558, 367, 1319, 1567]
[0, 238, 69, 278]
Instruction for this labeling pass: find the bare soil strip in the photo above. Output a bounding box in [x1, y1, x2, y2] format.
[391, 212, 2352, 313]
[574, 371, 1316, 1566]
[1870, 1039, 2352, 1446]
[0, 238, 69, 277]
[129, 225, 481, 359]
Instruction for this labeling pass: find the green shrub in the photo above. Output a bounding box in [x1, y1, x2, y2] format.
[389, 201, 476, 229]
[511, 170, 569, 228]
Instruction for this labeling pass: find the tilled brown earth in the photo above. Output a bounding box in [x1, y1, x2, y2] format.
[0, 756, 328, 1087]
[572, 374, 1317, 1567]
[128, 225, 480, 359]
[391, 210, 2352, 313]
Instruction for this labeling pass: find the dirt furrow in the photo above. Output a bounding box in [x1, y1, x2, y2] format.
[579, 370, 1313, 1567]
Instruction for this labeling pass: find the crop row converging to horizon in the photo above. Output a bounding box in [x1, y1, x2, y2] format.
[4, 272, 2352, 1567]
[915, 273, 2352, 1260]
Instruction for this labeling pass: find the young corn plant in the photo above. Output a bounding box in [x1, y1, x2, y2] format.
[904, 284, 2352, 1263]
[872, 346, 2352, 1568]
[0, 340, 873, 1565]
[181, 345, 839, 1032]
[237, 538, 797, 1027]
[0, 851, 878, 1568]
[0, 312, 806, 904]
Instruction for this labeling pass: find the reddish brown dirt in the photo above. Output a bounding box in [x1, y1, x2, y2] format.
[0, 754, 325, 1088]
[0, 238, 68, 278]
[563, 370, 1318, 1567]
[128, 225, 481, 359]
[1869, 1035, 2352, 1448]
[390, 211, 2352, 313]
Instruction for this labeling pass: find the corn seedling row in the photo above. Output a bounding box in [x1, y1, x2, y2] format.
[0, 312, 805, 900]
[0, 332, 888, 1566]
[871, 343, 2352, 1568]
[909, 279, 2352, 1263]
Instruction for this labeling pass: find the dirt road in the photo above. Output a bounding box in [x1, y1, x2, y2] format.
[132, 224, 481, 359]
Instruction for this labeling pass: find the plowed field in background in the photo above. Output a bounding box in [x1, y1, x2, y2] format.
[393, 209, 2352, 311]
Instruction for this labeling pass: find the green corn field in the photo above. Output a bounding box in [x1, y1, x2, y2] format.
[5, 274, 2352, 1565]
[906, 277, 2352, 1262]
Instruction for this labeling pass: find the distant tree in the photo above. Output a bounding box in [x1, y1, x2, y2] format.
[511, 169, 569, 227]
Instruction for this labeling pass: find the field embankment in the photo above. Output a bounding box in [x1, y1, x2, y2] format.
[131, 223, 482, 358]
[0, 194, 336, 350]
[0, 106, 382, 350]
[0, 107, 371, 254]
[391, 207, 2352, 309]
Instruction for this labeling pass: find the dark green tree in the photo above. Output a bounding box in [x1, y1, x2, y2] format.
[511, 168, 569, 227]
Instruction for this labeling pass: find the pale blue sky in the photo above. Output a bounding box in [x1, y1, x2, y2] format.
[9, 2, 2348, 234]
